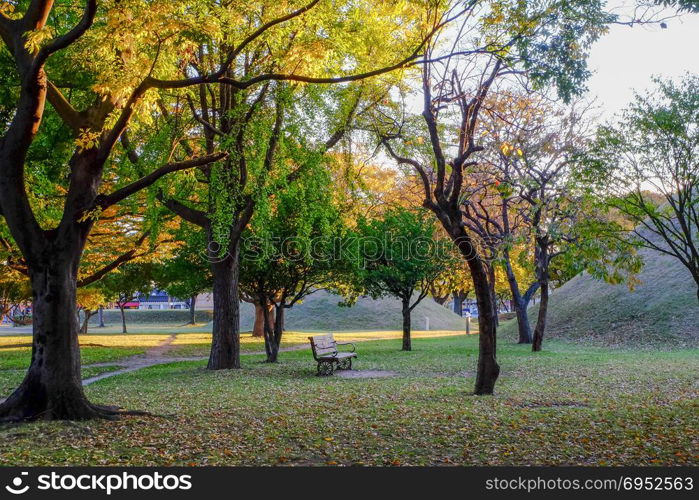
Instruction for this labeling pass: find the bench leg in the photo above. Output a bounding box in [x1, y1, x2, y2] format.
[317, 360, 334, 376]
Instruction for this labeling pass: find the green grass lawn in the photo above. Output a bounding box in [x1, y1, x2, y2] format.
[0, 334, 696, 466]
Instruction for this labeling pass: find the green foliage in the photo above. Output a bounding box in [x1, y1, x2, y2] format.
[100, 263, 155, 305]
[354, 207, 454, 303]
[495, 1, 611, 101]
[580, 75, 699, 296]
[154, 226, 211, 301]
[654, 0, 699, 13]
[240, 152, 347, 306]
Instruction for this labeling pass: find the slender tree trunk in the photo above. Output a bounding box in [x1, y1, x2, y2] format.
[532, 240, 550, 352]
[487, 264, 499, 327]
[252, 301, 275, 338]
[119, 304, 127, 334]
[503, 250, 531, 344]
[532, 280, 549, 352]
[208, 246, 241, 370]
[189, 295, 197, 325]
[401, 296, 412, 351]
[0, 258, 105, 421]
[80, 310, 93, 335]
[277, 305, 285, 333]
[98, 306, 105, 328]
[262, 299, 282, 363]
[265, 304, 284, 363]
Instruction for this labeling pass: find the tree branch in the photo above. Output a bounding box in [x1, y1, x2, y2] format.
[98, 152, 227, 209]
[46, 80, 83, 133]
[77, 232, 150, 287]
[157, 195, 208, 228]
[37, 0, 97, 64]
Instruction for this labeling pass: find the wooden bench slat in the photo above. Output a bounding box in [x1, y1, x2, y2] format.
[317, 352, 356, 360]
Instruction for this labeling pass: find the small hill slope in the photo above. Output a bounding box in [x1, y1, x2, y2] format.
[239, 290, 467, 332]
[500, 247, 699, 346]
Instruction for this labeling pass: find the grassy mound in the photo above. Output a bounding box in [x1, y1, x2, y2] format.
[238, 290, 467, 332]
[92, 291, 467, 333]
[500, 247, 699, 347]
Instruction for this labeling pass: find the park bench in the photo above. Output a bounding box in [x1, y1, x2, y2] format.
[308, 334, 357, 376]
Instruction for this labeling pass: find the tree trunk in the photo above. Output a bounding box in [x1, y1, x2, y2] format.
[252, 301, 275, 338]
[261, 298, 283, 363]
[80, 310, 93, 335]
[503, 250, 531, 344]
[452, 233, 499, 395]
[453, 293, 463, 316]
[119, 304, 127, 334]
[189, 295, 197, 325]
[532, 280, 549, 352]
[532, 240, 550, 352]
[471, 263, 499, 394]
[487, 264, 499, 327]
[0, 260, 107, 421]
[253, 302, 265, 337]
[401, 296, 412, 351]
[265, 304, 285, 363]
[207, 246, 241, 370]
[98, 306, 105, 328]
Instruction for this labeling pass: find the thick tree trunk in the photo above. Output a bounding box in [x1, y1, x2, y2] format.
[452, 233, 499, 395]
[401, 296, 412, 351]
[207, 246, 241, 370]
[0, 260, 108, 421]
[503, 251, 531, 344]
[532, 280, 549, 352]
[189, 295, 197, 325]
[453, 293, 463, 316]
[470, 263, 499, 394]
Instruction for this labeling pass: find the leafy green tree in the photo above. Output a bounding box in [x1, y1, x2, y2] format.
[356, 207, 453, 351]
[582, 75, 699, 302]
[100, 263, 154, 334]
[240, 162, 348, 362]
[379, 0, 612, 392]
[76, 287, 106, 334]
[154, 228, 211, 325]
[0, 0, 433, 421]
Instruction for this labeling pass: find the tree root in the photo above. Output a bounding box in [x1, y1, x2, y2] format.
[0, 399, 166, 424]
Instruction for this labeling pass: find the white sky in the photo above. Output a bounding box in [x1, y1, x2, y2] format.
[586, 2, 699, 121]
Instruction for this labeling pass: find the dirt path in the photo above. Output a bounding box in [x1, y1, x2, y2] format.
[81, 337, 311, 386]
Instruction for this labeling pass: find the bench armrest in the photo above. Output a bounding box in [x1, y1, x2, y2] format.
[336, 342, 356, 353]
